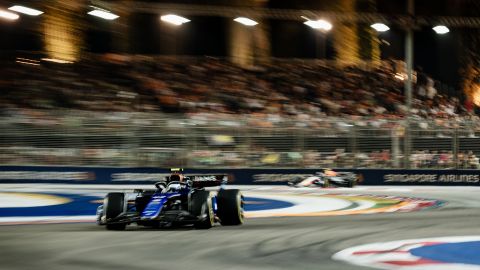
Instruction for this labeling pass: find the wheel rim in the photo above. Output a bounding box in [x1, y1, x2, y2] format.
[208, 198, 214, 225]
[238, 194, 244, 223]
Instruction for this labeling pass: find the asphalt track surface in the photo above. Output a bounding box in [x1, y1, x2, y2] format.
[1, 186, 479, 270]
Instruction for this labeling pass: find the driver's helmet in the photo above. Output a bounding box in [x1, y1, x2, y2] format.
[169, 168, 185, 183]
[163, 168, 185, 192]
[324, 168, 337, 177]
[169, 173, 184, 183]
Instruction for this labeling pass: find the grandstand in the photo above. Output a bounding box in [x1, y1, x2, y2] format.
[0, 56, 468, 116]
[1, 0, 479, 170]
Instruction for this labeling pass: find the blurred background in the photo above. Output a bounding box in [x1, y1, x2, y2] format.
[0, 0, 479, 169]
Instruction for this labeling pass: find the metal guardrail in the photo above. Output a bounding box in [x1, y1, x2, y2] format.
[1, 111, 480, 169]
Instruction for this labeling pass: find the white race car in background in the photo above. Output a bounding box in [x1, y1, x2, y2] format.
[287, 169, 358, 188]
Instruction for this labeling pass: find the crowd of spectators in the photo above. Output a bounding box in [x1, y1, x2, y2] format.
[1, 54, 480, 169]
[0, 55, 476, 121]
[409, 150, 480, 169]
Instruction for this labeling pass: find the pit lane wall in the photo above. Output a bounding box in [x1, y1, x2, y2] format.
[1, 166, 480, 186]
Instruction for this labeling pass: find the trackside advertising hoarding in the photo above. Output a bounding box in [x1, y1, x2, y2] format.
[0, 166, 480, 186]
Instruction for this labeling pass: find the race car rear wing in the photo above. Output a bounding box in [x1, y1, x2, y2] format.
[163, 171, 231, 188]
[188, 174, 229, 188]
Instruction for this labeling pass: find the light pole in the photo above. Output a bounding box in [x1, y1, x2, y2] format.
[404, 0, 414, 168]
[402, 0, 451, 168]
[370, 12, 414, 168]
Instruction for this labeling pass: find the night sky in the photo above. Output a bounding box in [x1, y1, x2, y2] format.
[0, 0, 477, 91]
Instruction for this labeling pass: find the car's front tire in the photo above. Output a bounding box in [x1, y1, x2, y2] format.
[189, 191, 214, 229]
[348, 179, 356, 188]
[104, 192, 127, 231]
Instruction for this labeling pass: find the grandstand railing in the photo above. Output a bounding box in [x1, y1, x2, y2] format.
[1, 111, 480, 169]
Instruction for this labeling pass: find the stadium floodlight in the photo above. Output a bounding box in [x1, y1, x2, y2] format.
[16, 57, 40, 66]
[42, 58, 73, 64]
[394, 73, 406, 81]
[160, 14, 190, 26]
[234, 17, 258, 26]
[304, 19, 332, 31]
[8, 5, 43, 16]
[88, 9, 119, 20]
[371, 23, 390, 32]
[433, 25, 449, 34]
[0, 9, 19, 20]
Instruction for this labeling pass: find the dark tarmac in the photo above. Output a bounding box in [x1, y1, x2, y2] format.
[1, 186, 479, 270]
[0, 209, 479, 270]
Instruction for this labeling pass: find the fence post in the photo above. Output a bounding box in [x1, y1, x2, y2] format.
[392, 127, 400, 168]
[351, 124, 358, 168]
[403, 119, 411, 169]
[129, 114, 141, 167]
[453, 128, 459, 169]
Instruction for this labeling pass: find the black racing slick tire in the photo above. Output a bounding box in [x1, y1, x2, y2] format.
[217, 189, 244, 226]
[322, 179, 330, 188]
[189, 191, 214, 229]
[348, 180, 356, 188]
[104, 192, 127, 231]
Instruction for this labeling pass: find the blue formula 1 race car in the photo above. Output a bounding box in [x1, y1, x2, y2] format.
[96, 169, 244, 230]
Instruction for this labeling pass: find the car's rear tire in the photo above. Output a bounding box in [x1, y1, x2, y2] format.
[104, 192, 127, 231]
[322, 179, 330, 188]
[348, 179, 356, 188]
[217, 189, 244, 226]
[189, 191, 214, 229]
